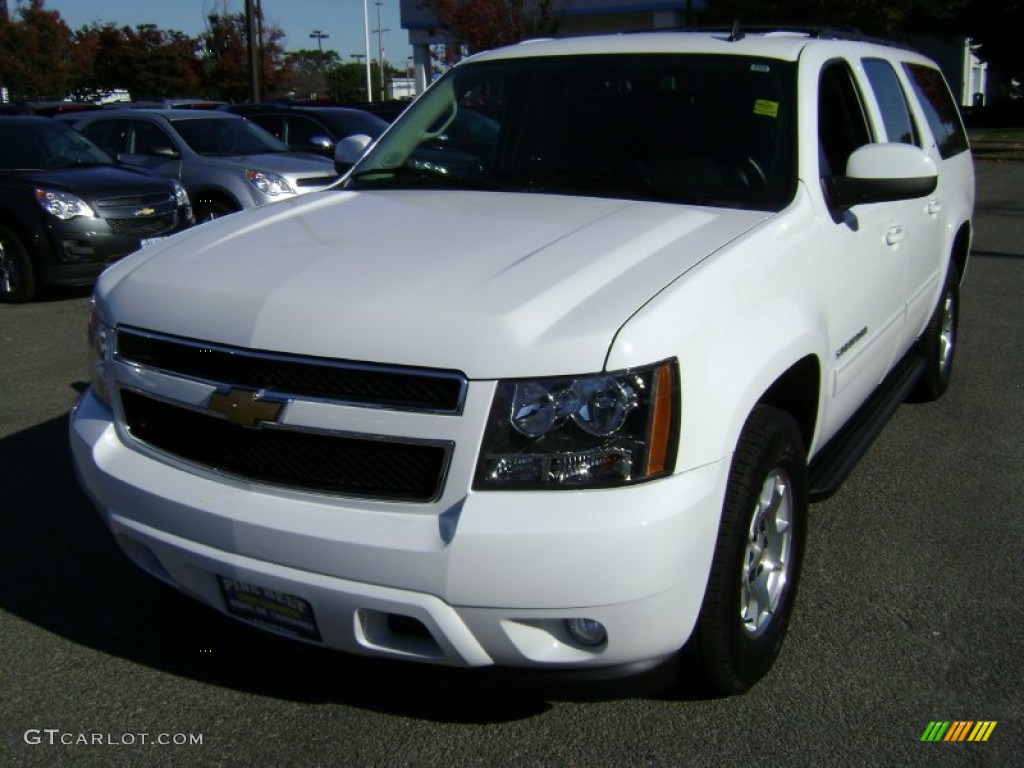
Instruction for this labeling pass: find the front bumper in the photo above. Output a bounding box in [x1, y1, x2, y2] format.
[70, 388, 730, 672]
[37, 216, 191, 287]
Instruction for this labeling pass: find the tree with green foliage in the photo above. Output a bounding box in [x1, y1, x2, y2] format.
[325, 61, 397, 102]
[283, 48, 342, 100]
[201, 6, 288, 102]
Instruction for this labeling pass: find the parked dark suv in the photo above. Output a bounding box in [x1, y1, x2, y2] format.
[226, 103, 389, 158]
[0, 116, 193, 303]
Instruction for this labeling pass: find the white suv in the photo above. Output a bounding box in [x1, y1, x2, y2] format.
[71, 30, 974, 694]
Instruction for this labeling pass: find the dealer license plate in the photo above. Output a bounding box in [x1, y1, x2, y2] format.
[217, 576, 322, 642]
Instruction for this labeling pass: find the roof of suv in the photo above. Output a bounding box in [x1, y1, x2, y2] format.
[469, 30, 920, 63]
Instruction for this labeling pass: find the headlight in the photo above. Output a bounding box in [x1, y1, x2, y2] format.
[245, 169, 295, 197]
[474, 360, 679, 490]
[87, 296, 114, 408]
[35, 189, 96, 220]
[171, 179, 190, 208]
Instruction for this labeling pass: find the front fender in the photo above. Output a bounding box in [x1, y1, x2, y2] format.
[606, 192, 827, 472]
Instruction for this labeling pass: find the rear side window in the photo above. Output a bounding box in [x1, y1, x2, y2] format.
[902, 63, 969, 158]
[862, 59, 919, 145]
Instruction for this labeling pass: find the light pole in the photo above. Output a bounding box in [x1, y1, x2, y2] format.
[373, 1, 390, 100]
[309, 29, 329, 54]
[309, 30, 329, 74]
[362, 0, 372, 103]
[351, 54, 368, 101]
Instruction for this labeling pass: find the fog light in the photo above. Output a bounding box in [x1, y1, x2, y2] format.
[565, 618, 607, 647]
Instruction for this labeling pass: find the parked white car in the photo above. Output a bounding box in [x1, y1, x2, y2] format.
[71, 29, 974, 695]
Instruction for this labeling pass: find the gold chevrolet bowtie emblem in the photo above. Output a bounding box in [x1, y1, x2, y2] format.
[135, 207, 156, 216]
[207, 389, 283, 428]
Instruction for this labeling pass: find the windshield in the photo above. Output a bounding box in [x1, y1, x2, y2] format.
[347, 54, 796, 210]
[0, 120, 114, 170]
[171, 116, 290, 156]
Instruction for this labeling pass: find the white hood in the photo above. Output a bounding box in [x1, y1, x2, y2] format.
[101, 190, 769, 378]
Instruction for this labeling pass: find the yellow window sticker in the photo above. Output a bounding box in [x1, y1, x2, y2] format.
[754, 99, 779, 118]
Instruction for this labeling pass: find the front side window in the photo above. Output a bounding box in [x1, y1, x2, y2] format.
[80, 120, 129, 157]
[862, 58, 919, 145]
[817, 60, 873, 178]
[902, 63, 969, 159]
[131, 120, 175, 155]
[347, 54, 797, 211]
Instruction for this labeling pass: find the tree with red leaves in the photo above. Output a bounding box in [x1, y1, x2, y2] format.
[424, 0, 558, 53]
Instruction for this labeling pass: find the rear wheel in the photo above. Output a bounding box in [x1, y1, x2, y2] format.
[0, 225, 36, 304]
[685, 405, 808, 695]
[910, 263, 959, 402]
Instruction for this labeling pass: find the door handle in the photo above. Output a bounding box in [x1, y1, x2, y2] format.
[885, 225, 906, 246]
[927, 199, 943, 216]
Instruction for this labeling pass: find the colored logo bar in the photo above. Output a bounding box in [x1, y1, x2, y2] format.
[920, 721, 997, 742]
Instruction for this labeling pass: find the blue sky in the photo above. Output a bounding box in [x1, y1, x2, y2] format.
[26, 0, 413, 66]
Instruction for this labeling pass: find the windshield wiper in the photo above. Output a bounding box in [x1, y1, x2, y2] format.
[348, 163, 497, 190]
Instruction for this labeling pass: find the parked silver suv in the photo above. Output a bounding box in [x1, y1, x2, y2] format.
[61, 109, 339, 221]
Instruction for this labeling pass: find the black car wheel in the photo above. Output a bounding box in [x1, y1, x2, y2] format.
[685, 405, 808, 695]
[194, 197, 238, 223]
[0, 226, 36, 304]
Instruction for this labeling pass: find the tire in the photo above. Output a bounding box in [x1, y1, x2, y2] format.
[685, 405, 808, 695]
[910, 263, 960, 402]
[194, 197, 237, 223]
[0, 225, 36, 304]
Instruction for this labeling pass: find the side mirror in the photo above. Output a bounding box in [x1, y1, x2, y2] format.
[150, 145, 180, 159]
[308, 135, 334, 154]
[334, 134, 372, 174]
[826, 143, 937, 212]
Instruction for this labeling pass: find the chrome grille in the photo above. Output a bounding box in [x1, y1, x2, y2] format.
[116, 329, 466, 413]
[94, 192, 173, 209]
[113, 329, 464, 502]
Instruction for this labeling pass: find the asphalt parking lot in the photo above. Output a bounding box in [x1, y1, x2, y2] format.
[0, 160, 1021, 767]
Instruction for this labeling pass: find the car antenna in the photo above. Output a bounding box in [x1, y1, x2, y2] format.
[728, 18, 745, 42]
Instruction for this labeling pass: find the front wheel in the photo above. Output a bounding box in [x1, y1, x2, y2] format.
[0, 225, 36, 304]
[194, 196, 238, 223]
[685, 405, 808, 695]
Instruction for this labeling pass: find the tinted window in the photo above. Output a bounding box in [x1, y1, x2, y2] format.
[349, 55, 797, 211]
[863, 58, 918, 145]
[0, 120, 113, 169]
[247, 114, 285, 141]
[132, 121, 175, 155]
[902, 63, 968, 158]
[285, 115, 330, 148]
[81, 120, 129, 156]
[170, 117, 288, 156]
[818, 60, 873, 177]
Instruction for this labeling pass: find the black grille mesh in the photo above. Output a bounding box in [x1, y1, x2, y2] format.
[120, 390, 448, 501]
[116, 330, 465, 413]
[106, 215, 177, 237]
